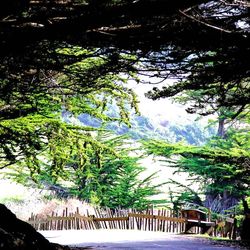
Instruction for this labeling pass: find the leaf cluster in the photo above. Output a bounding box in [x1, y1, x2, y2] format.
[143, 130, 250, 199]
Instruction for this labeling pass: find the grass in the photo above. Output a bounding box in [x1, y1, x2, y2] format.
[210, 237, 250, 249]
[184, 234, 250, 250]
[0, 195, 24, 204]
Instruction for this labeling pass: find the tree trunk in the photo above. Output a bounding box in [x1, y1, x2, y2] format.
[217, 117, 226, 138]
[240, 198, 250, 241]
[204, 192, 239, 214]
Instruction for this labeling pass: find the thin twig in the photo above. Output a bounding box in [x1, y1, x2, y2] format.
[179, 9, 232, 33]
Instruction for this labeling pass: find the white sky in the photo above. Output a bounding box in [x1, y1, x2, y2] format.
[127, 79, 199, 124]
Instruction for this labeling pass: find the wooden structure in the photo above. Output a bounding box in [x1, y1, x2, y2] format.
[28, 207, 186, 233]
[181, 209, 215, 234]
[181, 209, 207, 221]
[27, 207, 236, 238]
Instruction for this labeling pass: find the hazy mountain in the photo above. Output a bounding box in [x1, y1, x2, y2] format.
[77, 107, 215, 145]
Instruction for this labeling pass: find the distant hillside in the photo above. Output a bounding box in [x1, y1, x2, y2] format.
[76, 107, 215, 145]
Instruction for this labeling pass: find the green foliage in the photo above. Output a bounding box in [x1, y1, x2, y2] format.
[9, 132, 165, 209]
[100, 157, 162, 210]
[234, 198, 250, 225]
[143, 127, 250, 201]
[147, 66, 250, 118]
[63, 132, 165, 209]
[0, 195, 24, 204]
[0, 45, 140, 178]
[0, 0, 249, 215]
[1, 114, 109, 180]
[167, 179, 203, 213]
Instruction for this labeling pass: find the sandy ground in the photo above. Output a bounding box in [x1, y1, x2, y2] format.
[40, 230, 243, 250]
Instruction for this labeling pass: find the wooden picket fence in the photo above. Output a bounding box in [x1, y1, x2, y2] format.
[28, 207, 237, 238]
[28, 207, 186, 233]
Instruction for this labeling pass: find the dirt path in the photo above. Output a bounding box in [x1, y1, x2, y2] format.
[40, 230, 244, 250]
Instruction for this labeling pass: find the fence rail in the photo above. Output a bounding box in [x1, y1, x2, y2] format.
[27, 207, 237, 238]
[28, 207, 186, 232]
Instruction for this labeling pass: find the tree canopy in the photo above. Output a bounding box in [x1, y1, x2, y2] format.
[143, 131, 250, 199]
[0, 0, 249, 192]
[0, 1, 249, 121]
[1, 0, 249, 81]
